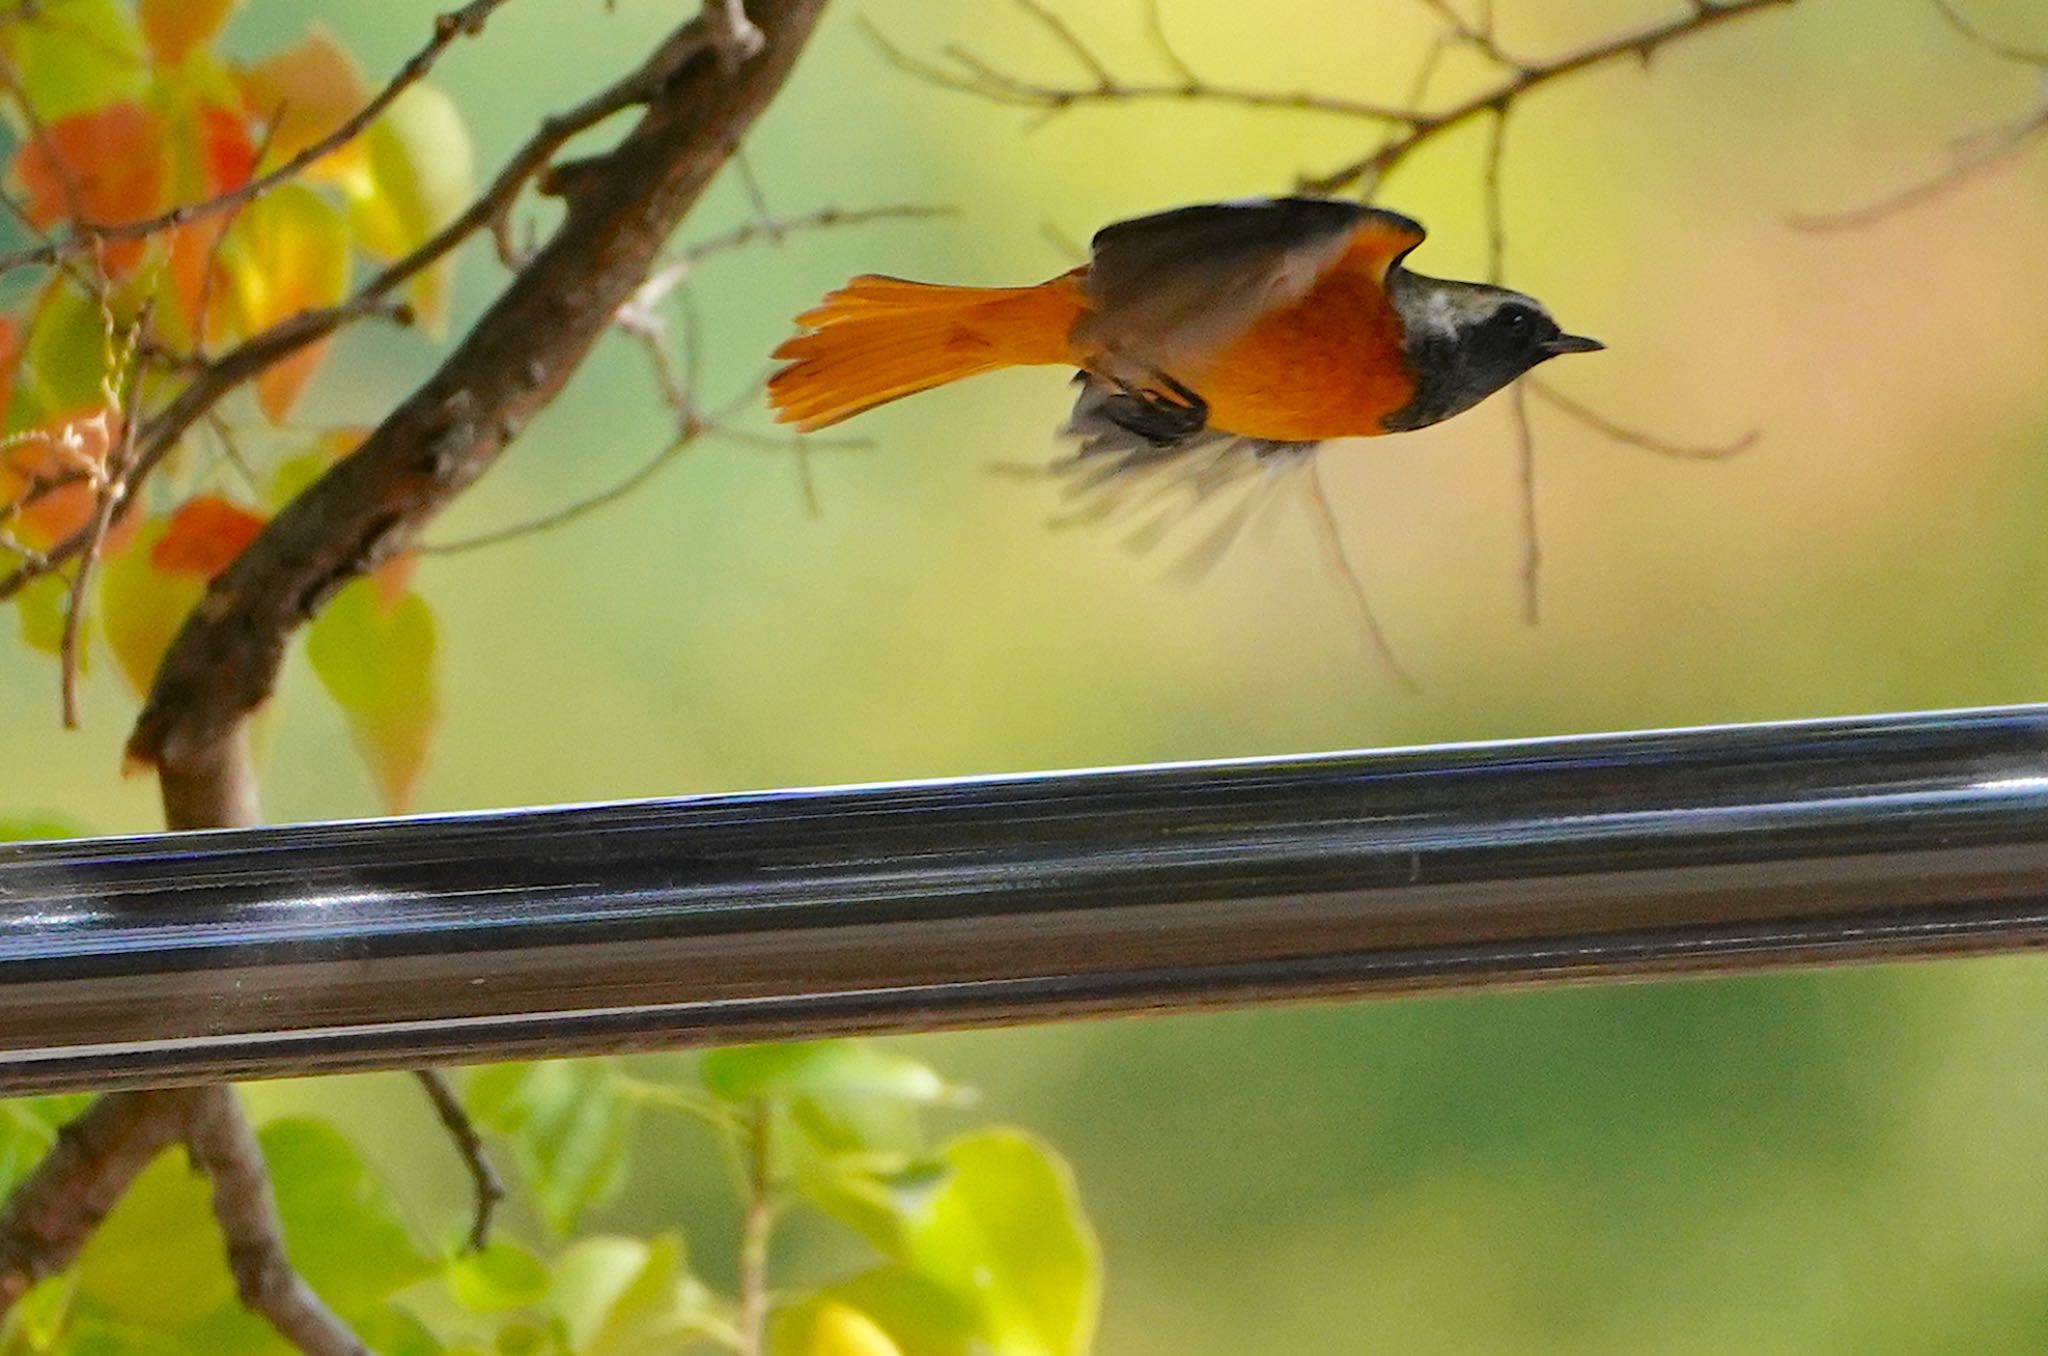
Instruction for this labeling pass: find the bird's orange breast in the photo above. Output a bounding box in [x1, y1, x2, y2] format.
[1170, 268, 1414, 442]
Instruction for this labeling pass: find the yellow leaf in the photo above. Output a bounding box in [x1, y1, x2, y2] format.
[306, 578, 440, 813]
[237, 25, 367, 172]
[222, 183, 350, 421]
[807, 1303, 909, 1356]
[101, 519, 204, 696]
[140, 0, 241, 66]
[346, 83, 473, 334]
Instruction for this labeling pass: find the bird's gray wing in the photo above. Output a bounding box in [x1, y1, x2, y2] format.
[1072, 198, 1426, 375]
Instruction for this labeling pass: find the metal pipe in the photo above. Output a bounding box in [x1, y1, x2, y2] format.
[6, 704, 2048, 1096]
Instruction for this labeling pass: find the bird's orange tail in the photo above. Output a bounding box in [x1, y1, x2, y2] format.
[768, 273, 1085, 432]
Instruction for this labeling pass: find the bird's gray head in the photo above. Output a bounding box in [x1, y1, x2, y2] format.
[1380, 272, 1603, 433]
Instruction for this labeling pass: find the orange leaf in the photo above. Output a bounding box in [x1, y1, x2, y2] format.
[237, 27, 367, 170]
[161, 220, 217, 345]
[151, 495, 265, 578]
[221, 184, 350, 421]
[140, 0, 241, 66]
[1, 406, 133, 551]
[10, 102, 168, 272]
[199, 103, 256, 192]
[0, 316, 19, 426]
[370, 551, 417, 610]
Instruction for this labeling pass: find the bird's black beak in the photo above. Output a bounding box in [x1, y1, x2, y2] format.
[1542, 333, 1605, 356]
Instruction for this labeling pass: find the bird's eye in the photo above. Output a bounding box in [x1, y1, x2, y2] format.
[1501, 308, 1533, 335]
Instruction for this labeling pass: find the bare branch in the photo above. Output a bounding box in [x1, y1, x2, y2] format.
[678, 202, 954, 266]
[414, 1070, 504, 1254]
[0, 1090, 202, 1310]
[0, 3, 729, 608]
[1786, 1, 2046, 230]
[861, 4, 1419, 124]
[0, 0, 519, 281]
[185, 1088, 366, 1356]
[1785, 100, 2048, 230]
[1304, 0, 1797, 194]
[128, 0, 829, 781]
[1528, 379, 1759, 459]
[1932, 0, 2048, 67]
[736, 1102, 775, 1356]
[1507, 381, 1540, 625]
[1304, 458, 1416, 688]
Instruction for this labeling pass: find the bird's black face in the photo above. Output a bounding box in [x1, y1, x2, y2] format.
[1381, 276, 1603, 433]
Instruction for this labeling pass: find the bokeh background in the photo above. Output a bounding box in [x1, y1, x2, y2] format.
[9, 0, 2048, 1349]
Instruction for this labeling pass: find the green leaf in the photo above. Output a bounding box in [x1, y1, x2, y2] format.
[572, 1234, 682, 1356]
[263, 1117, 439, 1315]
[892, 1132, 1100, 1356]
[18, 280, 108, 428]
[0, 0, 146, 121]
[352, 1302, 449, 1356]
[548, 1236, 652, 1354]
[450, 1239, 553, 1314]
[0, 813, 92, 842]
[702, 1042, 967, 1110]
[306, 577, 441, 813]
[13, 569, 72, 657]
[72, 1146, 238, 1328]
[466, 1062, 635, 1235]
[548, 1234, 724, 1356]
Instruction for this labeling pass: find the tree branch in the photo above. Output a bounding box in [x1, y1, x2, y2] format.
[0, 0, 519, 280]
[1303, 0, 1799, 195]
[1786, 0, 2047, 231]
[414, 1070, 504, 1254]
[0, 1, 782, 607]
[127, 0, 829, 790]
[861, 2, 1418, 124]
[185, 1088, 367, 1356]
[0, 1090, 203, 1310]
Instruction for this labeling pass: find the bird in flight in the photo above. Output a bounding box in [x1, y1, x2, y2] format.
[768, 196, 1603, 678]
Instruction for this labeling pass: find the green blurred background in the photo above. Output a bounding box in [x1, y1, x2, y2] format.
[10, 0, 2048, 1349]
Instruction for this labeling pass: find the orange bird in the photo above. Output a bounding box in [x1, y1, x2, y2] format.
[767, 197, 1603, 470]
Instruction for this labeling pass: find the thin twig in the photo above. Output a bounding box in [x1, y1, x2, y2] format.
[1528, 378, 1759, 459]
[1508, 381, 1540, 625]
[1785, 101, 2048, 230]
[1304, 0, 1797, 194]
[1932, 0, 2048, 66]
[58, 331, 143, 728]
[861, 6, 1418, 124]
[0, 4, 717, 607]
[1304, 458, 1416, 688]
[679, 203, 953, 266]
[0, 0, 520, 280]
[127, 0, 831, 776]
[413, 1070, 505, 1254]
[1783, 0, 2046, 231]
[737, 1101, 775, 1356]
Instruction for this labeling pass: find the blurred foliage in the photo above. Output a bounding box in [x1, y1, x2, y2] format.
[0, 0, 462, 809]
[0, 1043, 1097, 1356]
[4, 0, 2048, 1353]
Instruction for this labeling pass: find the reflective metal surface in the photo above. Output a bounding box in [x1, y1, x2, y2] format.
[6, 705, 2048, 1095]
